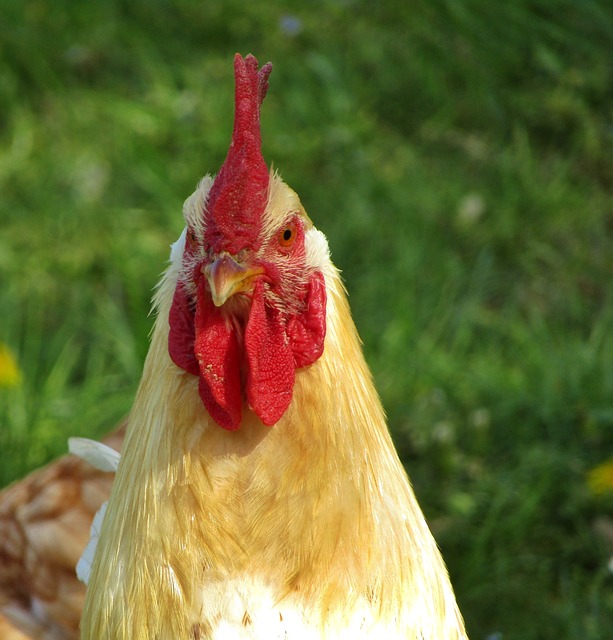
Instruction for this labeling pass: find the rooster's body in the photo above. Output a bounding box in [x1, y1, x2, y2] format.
[75, 54, 467, 639]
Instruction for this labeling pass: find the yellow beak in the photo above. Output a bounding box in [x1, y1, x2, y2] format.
[204, 254, 264, 307]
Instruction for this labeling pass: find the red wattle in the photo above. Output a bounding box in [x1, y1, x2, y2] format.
[244, 281, 295, 426]
[169, 270, 327, 430]
[193, 279, 243, 430]
[288, 272, 327, 368]
[168, 283, 199, 376]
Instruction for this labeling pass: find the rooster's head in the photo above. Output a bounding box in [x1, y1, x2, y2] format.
[168, 54, 328, 430]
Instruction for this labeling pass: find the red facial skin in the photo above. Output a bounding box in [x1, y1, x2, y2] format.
[168, 216, 326, 430]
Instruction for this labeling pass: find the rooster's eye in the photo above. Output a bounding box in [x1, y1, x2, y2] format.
[278, 222, 297, 249]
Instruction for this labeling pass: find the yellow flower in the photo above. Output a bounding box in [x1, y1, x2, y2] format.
[0, 343, 22, 387]
[588, 460, 613, 496]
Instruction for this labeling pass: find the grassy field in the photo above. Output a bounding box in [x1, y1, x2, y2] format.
[1, 1, 613, 637]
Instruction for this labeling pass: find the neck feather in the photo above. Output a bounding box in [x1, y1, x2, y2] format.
[81, 260, 465, 639]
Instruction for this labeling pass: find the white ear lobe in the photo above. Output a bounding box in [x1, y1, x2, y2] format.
[305, 228, 330, 270]
[170, 227, 187, 265]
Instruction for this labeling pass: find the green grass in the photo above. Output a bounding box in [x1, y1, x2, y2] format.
[1, 1, 613, 637]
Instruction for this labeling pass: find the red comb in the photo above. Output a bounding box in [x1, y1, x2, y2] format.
[204, 54, 273, 254]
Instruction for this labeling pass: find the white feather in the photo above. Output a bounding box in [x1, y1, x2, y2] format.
[68, 437, 120, 585]
[76, 501, 108, 585]
[200, 578, 408, 640]
[68, 437, 120, 472]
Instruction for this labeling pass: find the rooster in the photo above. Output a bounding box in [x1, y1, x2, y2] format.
[77, 53, 468, 639]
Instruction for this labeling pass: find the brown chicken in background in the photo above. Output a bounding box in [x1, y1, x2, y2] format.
[0, 426, 124, 639]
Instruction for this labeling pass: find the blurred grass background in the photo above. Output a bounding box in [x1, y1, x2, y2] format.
[1, 0, 613, 637]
